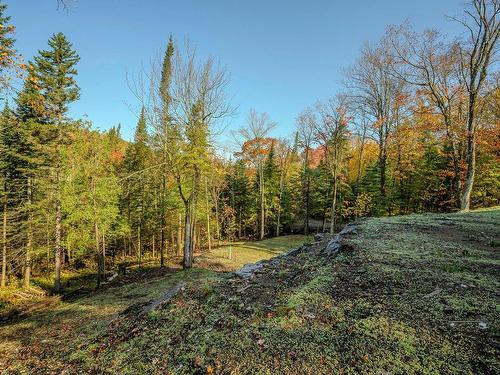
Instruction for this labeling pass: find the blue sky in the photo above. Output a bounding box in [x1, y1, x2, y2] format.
[7, 0, 465, 142]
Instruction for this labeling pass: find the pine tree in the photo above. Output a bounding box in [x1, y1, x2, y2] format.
[15, 64, 53, 288]
[16, 63, 46, 122]
[122, 108, 152, 263]
[159, 36, 174, 267]
[263, 142, 279, 235]
[32, 32, 80, 292]
[225, 160, 250, 239]
[0, 104, 16, 287]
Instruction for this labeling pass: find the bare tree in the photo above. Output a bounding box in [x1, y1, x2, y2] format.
[238, 110, 276, 240]
[169, 44, 233, 268]
[452, 0, 499, 210]
[56, 0, 75, 10]
[129, 41, 233, 269]
[389, 25, 465, 208]
[345, 37, 408, 208]
[350, 106, 372, 195]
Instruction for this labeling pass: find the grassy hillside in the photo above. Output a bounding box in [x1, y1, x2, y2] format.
[1, 209, 499, 374]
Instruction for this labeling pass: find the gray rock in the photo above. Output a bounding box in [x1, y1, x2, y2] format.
[282, 247, 301, 257]
[339, 223, 358, 236]
[235, 262, 265, 278]
[140, 282, 186, 316]
[325, 235, 342, 256]
[234, 246, 304, 279]
[314, 233, 325, 242]
[323, 223, 358, 256]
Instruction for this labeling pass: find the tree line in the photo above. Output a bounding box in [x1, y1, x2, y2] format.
[0, 0, 498, 291]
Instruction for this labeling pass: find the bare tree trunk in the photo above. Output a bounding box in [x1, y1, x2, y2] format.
[259, 164, 265, 240]
[170, 230, 175, 259]
[461, 106, 476, 211]
[379, 148, 387, 202]
[54, 180, 62, 292]
[160, 215, 165, 267]
[183, 201, 193, 269]
[303, 148, 310, 236]
[330, 170, 338, 235]
[24, 177, 33, 288]
[451, 141, 461, 209]
[304, 177, 310, 235]
[205, 178, 212, 252]
[102, 232, 106, 277]
[46, 213, 50, 263]
[322, 206, 327, 232]
[152, 233, 156, 260]
[177, 213, 182, 257]
[54, 112, 63, 293]
[238, 208, 242, 239]
[355, 132, 366, 195]
[95, 222, 103, 289]
[1, 183, 7, 288]
[445, 121, 461, 209]
[194, 220, 199, 252]
[276, 176, 284, 237]
[67, 244, 72, 267]
[214, 194, 220, 246]
[457, 0, 499, 210]
[137, 225, 142, 264]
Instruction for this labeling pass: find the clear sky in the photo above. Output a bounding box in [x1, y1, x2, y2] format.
[7, 0, 465, 143]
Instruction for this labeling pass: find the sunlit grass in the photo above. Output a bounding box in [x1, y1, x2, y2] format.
[196, 235, 312, 270]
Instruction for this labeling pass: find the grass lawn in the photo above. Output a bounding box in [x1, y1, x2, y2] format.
[196, 235, 312, 270]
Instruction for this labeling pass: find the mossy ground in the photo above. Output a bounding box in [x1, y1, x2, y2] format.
[1, 210, 499, 374]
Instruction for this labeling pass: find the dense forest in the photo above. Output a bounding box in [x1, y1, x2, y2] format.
[0, 0, 498, 293]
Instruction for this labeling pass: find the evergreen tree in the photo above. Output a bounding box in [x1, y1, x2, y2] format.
[31, 32, 80, 292]
[62, 124, 120, 288]
[225, 159, 251, 238]
[263, 142, 279, 235]
[0, 104, 16, 287]
[16, 63, 46, 122]
[122, 108, 152, 263]
[15, 64, 54, 287]
[158, 36, 174, 267]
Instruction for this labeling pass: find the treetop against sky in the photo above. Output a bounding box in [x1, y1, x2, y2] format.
[9, 0, 464, 142]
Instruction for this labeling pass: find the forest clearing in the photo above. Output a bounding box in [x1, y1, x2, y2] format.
[0, 0, 499, 373]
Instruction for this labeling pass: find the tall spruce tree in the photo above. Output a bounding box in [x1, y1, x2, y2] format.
[0, 104, 16, 287]
[122, 108, 152, 263]
[263, 142, 279, 235]
[159, 37, 174, 267]
[15, 64, 51, 288]
[32, 32, 80, 292]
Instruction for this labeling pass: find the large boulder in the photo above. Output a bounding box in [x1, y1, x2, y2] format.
[323, 223, 358, 257]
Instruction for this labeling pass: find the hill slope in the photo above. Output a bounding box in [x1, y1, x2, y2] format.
[1, 209, 499, 374]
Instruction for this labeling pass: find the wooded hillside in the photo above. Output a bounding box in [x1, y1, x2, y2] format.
[0, 0, 498, 292]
